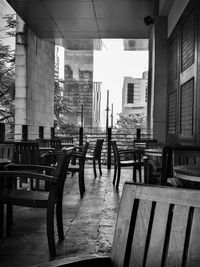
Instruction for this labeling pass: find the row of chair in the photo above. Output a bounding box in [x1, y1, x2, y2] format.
[0, 138, 105, 258]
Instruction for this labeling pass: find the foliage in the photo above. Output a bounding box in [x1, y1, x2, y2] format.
[114, 112, 147, 135]
[0, 14, 15, 126]
[54, 76, 78, 134]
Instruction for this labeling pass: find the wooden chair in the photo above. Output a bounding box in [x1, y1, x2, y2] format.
[68, 141, 89, 198]
[0, 143, 14, 163]
[166, 145, 200, 188]
[0, 147, 74, 258]
[45, 182, 200, 267]
[111, 140, 143, 188]
[0, 143, 14, 237]
[4, 141, 41, 189]
[85, 139, 104, 178]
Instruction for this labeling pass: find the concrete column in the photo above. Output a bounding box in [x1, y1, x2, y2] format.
[149, 15, 168, 143]
[15, 16, 27, 141]
[15, 17, 55, 140]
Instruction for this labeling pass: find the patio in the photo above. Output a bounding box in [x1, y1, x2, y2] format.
[0, 165, 135, 267]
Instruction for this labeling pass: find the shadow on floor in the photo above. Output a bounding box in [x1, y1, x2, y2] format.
[0, 165, 136, 267]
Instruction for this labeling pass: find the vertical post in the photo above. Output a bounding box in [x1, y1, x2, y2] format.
[39, 126, 44, 140]
[81, 105, 84, 127]
[22, 125, 28, 141]
[79, 127, 83, 147]
[106, 90, 109, 130]
[51, 127, 55, 139]
[107, 127, 112, 169]
[111, 103, 113, 128]
[136, 128, 141, 139]
[0, 123, 5, 142]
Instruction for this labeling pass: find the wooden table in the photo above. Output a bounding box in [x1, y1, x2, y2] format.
[174, 165, 200, 182]
[144, 148, 163, 157]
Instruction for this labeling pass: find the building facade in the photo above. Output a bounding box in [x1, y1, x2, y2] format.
[122, 71, 148, 116]
[64, 47, 101, 128]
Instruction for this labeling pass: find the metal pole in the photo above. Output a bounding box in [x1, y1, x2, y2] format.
[106, 90, 109, 130]
[111, 103, 113, 128]
[81, 105, 84, 127]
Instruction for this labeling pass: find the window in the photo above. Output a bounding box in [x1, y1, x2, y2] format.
[127, 83, 134, 103]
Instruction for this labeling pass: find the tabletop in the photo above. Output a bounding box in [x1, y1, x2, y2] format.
[174, 165, 200, 182]
[144, 148, 163, 157]
[39, 147, 55, 151]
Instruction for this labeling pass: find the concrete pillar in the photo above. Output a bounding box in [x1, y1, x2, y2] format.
[149, 15, 168, 143]
[15, 16, 55, 140]
[15, 16, 27, 140]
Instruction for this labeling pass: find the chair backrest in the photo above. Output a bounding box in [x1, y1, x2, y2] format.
[111, 182, 200, 266]
[50, 139, 62, 151]
[111, 140, 120, 164]
[61, 137, 73, 143]
[11, 141, 40, 164]
[0, 144, 14, 161]
[53, 147, 74, 196]
[93, 139, 104, 159]
[81, 141, 89, 162]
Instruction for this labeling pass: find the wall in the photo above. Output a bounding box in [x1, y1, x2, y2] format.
[15, 17, 55, 140]
[151, 16, 168, 143]
[168, 0, 190, 37]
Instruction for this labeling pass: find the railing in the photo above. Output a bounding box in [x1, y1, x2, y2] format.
[1, 123, 153, 168]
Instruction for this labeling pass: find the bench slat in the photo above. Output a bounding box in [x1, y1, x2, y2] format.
[129, 199, 152, 266]
[187, 208, 200, 266]
[145, 202, 170, 267]
[111, 184, 136, 267]
[166, 205, 189, 266]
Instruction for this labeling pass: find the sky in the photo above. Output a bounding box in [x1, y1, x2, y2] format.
[93, 39, 149, 127]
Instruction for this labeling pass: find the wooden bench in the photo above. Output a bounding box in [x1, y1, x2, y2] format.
[44, 182, 200, 266]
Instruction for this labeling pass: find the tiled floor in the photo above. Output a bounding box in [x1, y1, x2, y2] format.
[0, 165, 135, 267]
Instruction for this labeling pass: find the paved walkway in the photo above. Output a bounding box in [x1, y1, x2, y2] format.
[0, 165, 135, 267]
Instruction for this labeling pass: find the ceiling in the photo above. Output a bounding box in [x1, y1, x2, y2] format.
[7, 0, 155, 48]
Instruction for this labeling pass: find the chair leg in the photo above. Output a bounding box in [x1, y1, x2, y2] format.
[133, 166, 137, 183]
[139, 166, 142, 183]
[93, 159, 97, 178]
[47, 203, 56, 258]
[0, 204, 4, 237]
[78, 171, 85, 198]
[56, 198, 64, 241]
[116, 166, 121, 189]
[113, 165, 117, 185]
[6, 204, 13, 236]
[98, 157, 102, 176]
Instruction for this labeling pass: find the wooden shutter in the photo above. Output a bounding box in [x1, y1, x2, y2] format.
[167, 27, 179, 143]
[180, 79, 194, 136]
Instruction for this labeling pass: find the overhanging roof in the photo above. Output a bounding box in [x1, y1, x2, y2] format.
[7, 0, 155, 45]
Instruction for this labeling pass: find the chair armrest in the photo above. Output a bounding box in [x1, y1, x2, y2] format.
[0, 171, 57, 183]
[167, 177, 184, 187]
[5, 163, 55, 173]
[118, 149, 135, 154]
[47, 255, 111, 267]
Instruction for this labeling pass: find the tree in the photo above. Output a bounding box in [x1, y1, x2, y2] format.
[114, 112, 147, 135]
[54, 75, 78, 134]
[0, 14, 16, 126]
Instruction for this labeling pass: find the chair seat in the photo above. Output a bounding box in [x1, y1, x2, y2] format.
[1, 189, 49, 208]
[120, 160, 140, 166]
